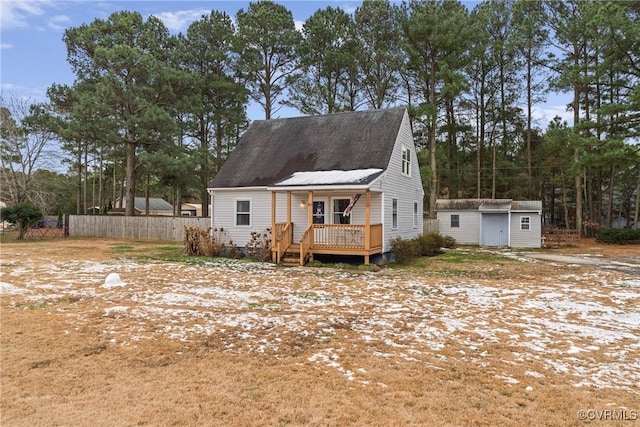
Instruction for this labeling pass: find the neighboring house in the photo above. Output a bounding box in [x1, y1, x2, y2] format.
[109, 197, 174, 216]
[435, 199, 542, 248]
[208, 108, 424, 265]
[181, 203, 203, 217]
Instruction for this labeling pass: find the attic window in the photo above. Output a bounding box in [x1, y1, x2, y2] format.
[401, 148, 411, 176]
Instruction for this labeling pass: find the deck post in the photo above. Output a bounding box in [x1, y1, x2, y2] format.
[364, 190, 371, 262]
[287, 191, 291, 225]
[271, 191, 276, 262]
[307, 191, 314, 247]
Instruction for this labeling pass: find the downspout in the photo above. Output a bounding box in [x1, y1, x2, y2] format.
[207, 189, 214, 232]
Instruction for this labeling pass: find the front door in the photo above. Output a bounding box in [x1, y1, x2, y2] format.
[312, 201, 325, 224]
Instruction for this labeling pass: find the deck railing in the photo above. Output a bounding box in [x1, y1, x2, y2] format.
[300, 225, 313, 265]
[312, 223, 382, 250]
[274, 222, 292, 263]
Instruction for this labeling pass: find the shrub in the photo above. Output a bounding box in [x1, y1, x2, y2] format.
[416, 232, 445, 256]
[184, 226, 231, 257]
[246, 228, 272, 261]
[442, 235, 456, 249]
[596, 229, 640, 244]
[389, 237, 420, 264]
[390, 233, 456, 264]
[0, 202, 42, 239]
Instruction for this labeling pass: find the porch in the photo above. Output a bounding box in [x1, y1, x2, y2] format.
[271, 190, 383, 265]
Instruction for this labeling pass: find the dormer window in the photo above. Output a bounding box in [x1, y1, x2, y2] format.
[401, 147, 411, 176]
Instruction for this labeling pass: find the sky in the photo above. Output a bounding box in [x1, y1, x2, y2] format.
[0, 0, 573, 124]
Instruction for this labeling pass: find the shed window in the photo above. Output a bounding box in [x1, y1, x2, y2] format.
[401, 148, 411, 176]
[235, 199, 251, 226]
[392, 199, 398, 229]
[520, 216, 531, 231]
[451, 214, 460, 228]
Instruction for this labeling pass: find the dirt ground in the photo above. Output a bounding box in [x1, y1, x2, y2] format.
[1, 235, 639, 426]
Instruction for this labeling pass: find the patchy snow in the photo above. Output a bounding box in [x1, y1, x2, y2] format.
[0, 281, 28, 294]
[273, 168, 383, 186]
[1, 257, 639, 393]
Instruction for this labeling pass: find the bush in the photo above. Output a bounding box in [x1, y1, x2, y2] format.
[184, 226, 235, 257]
[416, 232, 445, 256]
[245, 228, 272, 261]
[390, 232, 456, 264]
[0, 202, 42, 239]
[596, 229, 640, 244]
[389, 237, 420, 264]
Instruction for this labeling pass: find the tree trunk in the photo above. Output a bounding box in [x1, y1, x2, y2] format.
[125, 129, 136, 217]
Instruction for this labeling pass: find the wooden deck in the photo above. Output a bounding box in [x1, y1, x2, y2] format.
[273, 223, 383, 265]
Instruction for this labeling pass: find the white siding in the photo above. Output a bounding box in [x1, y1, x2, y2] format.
[381, 111, 424, 251]
[510, 212, 542, 248]
[437, 211, 481, 245]
[211, 189, 274, 247]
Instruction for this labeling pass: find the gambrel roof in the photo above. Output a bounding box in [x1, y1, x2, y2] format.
[210, 108, 407, 188]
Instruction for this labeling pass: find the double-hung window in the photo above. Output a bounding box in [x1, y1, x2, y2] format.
[520, 216, 531, 231]
[235, 199, 251, 226]
[332, 199, 351, 224]
[413, 202, 419, 228]
[401, 148, 411, 176]
[451, 214, 460, 228]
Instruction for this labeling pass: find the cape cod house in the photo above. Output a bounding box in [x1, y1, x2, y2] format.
[435, 199, 542, 248]
[208, 108, 424, 265]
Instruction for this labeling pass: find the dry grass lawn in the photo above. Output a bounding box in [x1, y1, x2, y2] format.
[1, 234, 639, 426]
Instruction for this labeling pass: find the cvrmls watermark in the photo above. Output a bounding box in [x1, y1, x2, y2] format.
[578, 409, 638, 422]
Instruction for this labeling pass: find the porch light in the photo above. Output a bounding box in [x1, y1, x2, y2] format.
[299, 200, 307, 208]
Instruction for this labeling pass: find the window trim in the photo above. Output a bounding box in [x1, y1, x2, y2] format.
[392, 198, 398, 229]
[450, 214, 460, 228]
[520, 216, 531, 231]
[401, 147, 411, 177]
[235, 198, 252, 227]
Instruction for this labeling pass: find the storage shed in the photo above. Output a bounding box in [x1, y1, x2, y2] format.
[435, 199, 542, 248]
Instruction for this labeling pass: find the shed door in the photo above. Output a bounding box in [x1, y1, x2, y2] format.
[481, 213, 509, 246]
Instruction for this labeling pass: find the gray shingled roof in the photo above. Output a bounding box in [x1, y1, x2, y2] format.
[210, 108, 406, 188]
[133, 197, 173, 211]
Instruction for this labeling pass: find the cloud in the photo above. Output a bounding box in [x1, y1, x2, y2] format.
[0, 0, 49, 30]
[151, 9, 210, 33]
[531, 104, 575, 128]
[48, 14, 71, 31]
[294, 19, 304, 32]
[0, 43, 13, 50]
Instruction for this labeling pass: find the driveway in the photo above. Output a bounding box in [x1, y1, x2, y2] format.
[523, 252, 640, 277]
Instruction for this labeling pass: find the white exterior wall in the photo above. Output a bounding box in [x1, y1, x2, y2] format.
[380, 111, 424, 252]
[437, 211, 481, 245]
[510, 212, 542, 248]
[211, 188, 276, 247]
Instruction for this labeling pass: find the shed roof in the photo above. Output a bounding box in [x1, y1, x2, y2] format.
[132, 197, 173, 211]
[210, 108, 406, 188]
[435, 199, 541, 212]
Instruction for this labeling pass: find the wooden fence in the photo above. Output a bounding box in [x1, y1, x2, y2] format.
[69, 215, 210, 241]
[423, 219, 439, 233]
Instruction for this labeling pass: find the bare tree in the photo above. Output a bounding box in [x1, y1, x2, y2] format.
[0, 94, 56, 205]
